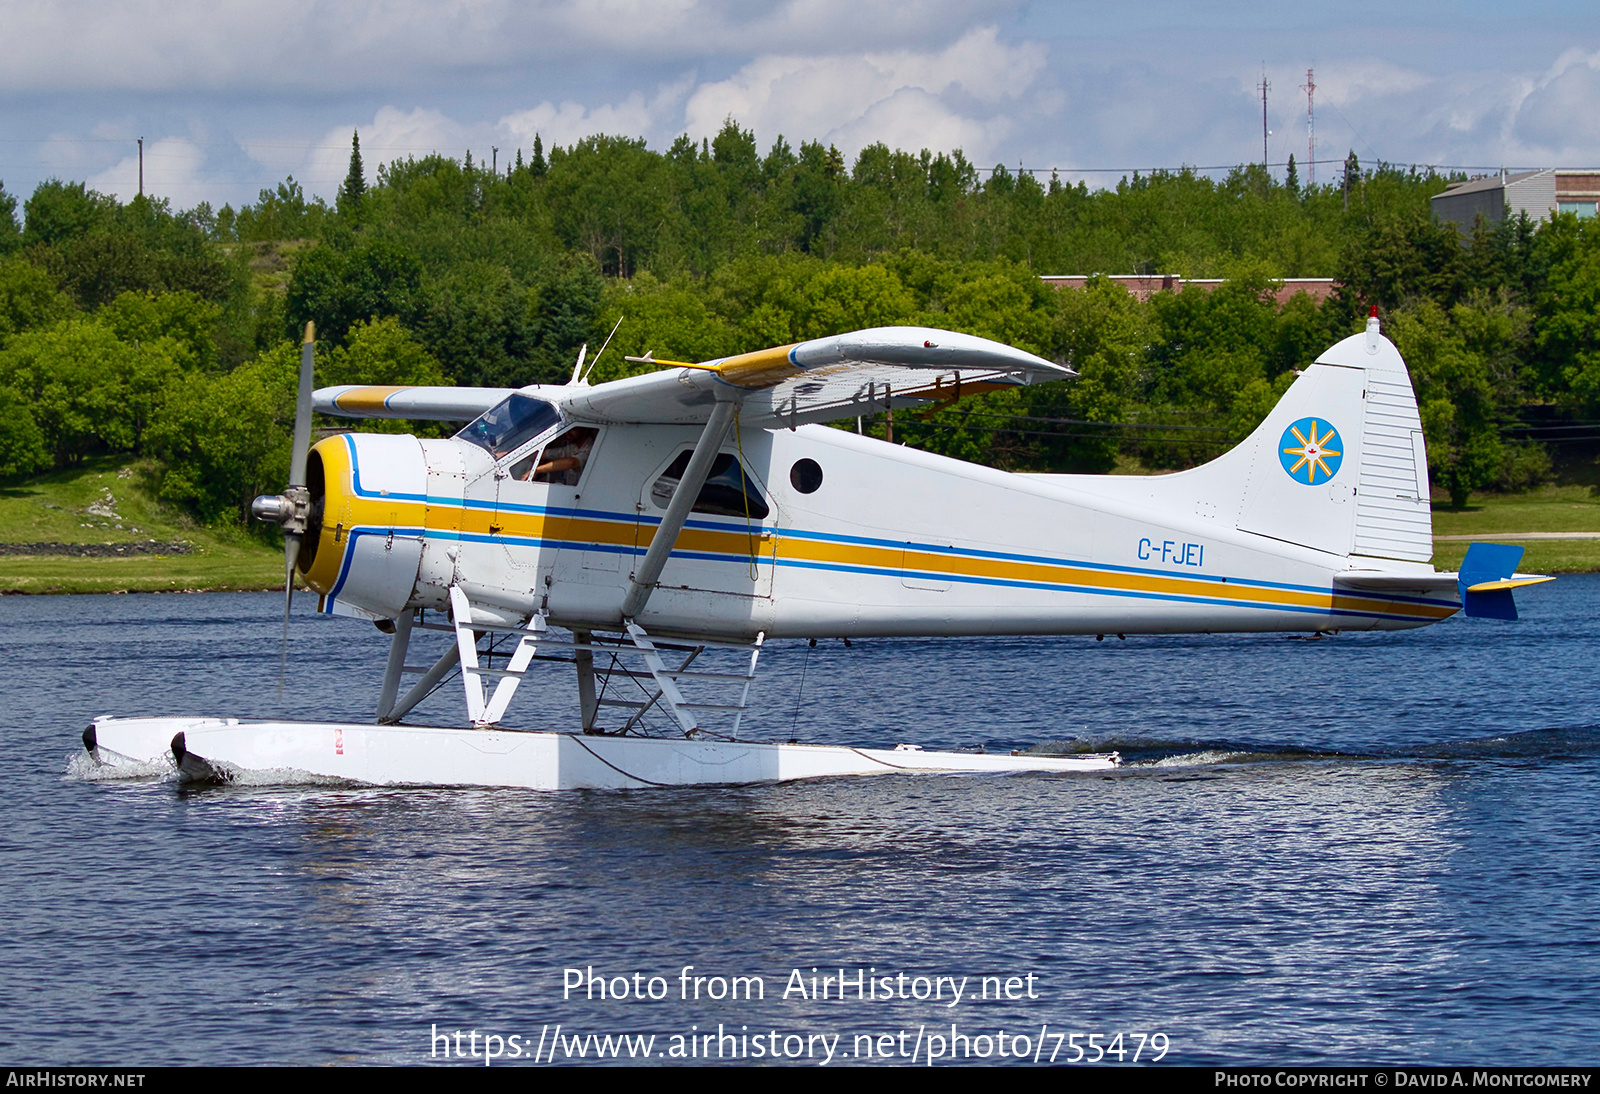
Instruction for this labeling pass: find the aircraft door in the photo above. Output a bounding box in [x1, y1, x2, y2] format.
[501, 426, 636, 595]
[639, 445, 776, 600]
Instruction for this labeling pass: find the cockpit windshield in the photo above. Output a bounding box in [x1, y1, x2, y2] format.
[456, 394, 561, 458]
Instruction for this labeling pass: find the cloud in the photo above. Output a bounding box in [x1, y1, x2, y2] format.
[290, 108, 475, 199]
[1511, 49, 1600, 156]
[257, 24, 1044, 202]
[1309, 61, 1430, 107]
[270, 82, 696, 202]
[682, 26, 1045, 161]
[0, 0, 1021, 94]
[500, 77, 695, 148]
[8, 3, 1599, 213]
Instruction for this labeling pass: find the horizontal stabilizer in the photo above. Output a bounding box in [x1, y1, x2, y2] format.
[1458, 543, 1551, 620]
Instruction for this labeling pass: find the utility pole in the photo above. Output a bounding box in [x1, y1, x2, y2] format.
[491, 146, 497, 174]
[1259, 67, 1270, 172]
[1301, 69, 1316, 187]
[138, 137, 144, 197]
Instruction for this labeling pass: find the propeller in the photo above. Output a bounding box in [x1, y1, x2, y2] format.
[250, 322, 317, 686]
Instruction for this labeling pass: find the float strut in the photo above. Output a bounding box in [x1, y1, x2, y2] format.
[380, 643, 461, 725]
[375, 611, 415, 722]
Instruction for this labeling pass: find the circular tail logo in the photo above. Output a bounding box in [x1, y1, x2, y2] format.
[1279, 418, 1343, 484]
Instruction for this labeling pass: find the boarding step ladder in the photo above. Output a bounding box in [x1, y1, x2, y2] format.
[583, 623, 766, 739]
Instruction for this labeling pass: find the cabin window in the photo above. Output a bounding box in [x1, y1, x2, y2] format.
[651, 452, 770, 519]
[457, 394, 561, 458]
[790, 458, 823, 494]
[509, 427, 598, 486]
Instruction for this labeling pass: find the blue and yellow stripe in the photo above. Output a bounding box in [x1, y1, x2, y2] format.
[308, 435, 1459, 625]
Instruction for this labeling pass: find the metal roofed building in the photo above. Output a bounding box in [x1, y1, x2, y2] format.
[1431, 169, 1600, 232]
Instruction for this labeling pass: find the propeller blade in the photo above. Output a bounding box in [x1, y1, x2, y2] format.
[278, 532, 301, 697]
[283, 532, 302, 627]
[277, 322, 315, 695]
[289, 322, 315, 489]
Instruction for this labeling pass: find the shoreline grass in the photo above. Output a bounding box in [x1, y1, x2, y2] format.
[1430, 485, 1600, 573]
[0, 458, 283, 594]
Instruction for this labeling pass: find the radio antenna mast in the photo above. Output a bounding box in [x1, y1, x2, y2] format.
[1259, 67, 1270, 171]
[1301, 68, 1316, 187]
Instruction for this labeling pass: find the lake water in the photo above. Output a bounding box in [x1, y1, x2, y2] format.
[3, 579, 1597, 1066]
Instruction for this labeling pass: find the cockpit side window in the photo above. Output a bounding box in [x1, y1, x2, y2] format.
[457, 394, 561, 458]
[509, 427, 598, 486]
[651, 451, 770, 519]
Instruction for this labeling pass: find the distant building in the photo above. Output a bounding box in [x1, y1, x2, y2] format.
[1039, 274, 1337, 307]
[1431, 169, 1600, 232]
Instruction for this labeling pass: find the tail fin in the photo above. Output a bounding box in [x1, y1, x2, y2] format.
[1044, 315, 1432, 562]
[1230, 313, 1432, 561]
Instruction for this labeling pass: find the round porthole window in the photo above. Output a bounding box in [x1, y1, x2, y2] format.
[790, 458, 823, 494]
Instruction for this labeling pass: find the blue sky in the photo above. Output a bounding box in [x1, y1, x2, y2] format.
[2, 0, 1596, 211]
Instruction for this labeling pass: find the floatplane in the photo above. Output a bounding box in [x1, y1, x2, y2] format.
[82, 312, 1548, 789]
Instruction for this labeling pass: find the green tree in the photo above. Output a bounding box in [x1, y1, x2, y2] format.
[321, 316, 448, 388]
[1338, 207, 1464, 311]
[233, 177, 327, 241]
[412, 261, 532, 386]
[1033, 277, 1153, 471]
[338, 131, 367, 217]
[284, 236, 423, 345]
[0, 182, 19, 254]
[0, 318, 184, 465]
[99, 291, 222, 371]
[21, 180, 115, 246]
[524, 254, 605, 384]
[544, 137, 673, 276]
[0, 257, 72, 341]
[596, 272, 736, 381]
[1534, 216, 1600, 408]
[791, 264, 918, 340]
[0, 386, 50, 478]
[147, 344, 296, 523]
[1389, 294, 1530, 507]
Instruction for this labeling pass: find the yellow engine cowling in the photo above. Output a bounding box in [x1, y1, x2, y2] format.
[298, 433, 429, 619]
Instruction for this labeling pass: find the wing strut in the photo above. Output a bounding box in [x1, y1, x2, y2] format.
[619, 396, 740, 620]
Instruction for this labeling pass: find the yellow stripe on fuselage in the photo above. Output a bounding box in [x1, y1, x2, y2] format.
[318, 468, 1451, 622]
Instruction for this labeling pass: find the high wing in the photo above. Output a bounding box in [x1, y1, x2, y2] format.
[561, 326, 1072, 427]
[314, 384, 519, 420]
[313, 326, 1072, 426]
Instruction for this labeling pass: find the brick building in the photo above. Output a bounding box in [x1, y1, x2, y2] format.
[1039, 274, 1337, 306]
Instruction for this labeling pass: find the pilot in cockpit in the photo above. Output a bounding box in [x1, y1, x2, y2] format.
[519, 427, 597, 487]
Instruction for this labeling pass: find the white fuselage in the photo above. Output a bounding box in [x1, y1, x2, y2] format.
[313, 420, 1456, 639]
